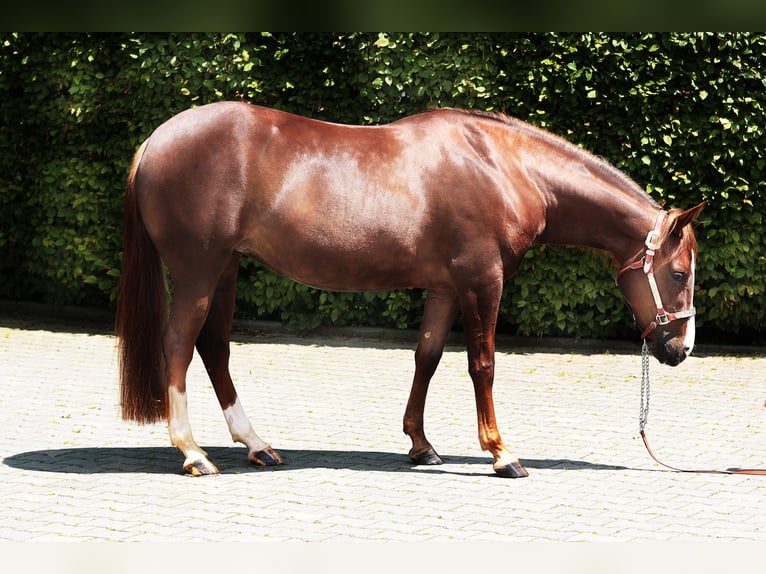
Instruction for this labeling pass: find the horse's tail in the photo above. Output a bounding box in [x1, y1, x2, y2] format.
[115, 139, 168, 423]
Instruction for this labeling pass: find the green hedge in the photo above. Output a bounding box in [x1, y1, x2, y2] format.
[1, 33, 764, 342]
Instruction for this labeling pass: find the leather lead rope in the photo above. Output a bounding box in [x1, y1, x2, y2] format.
[640, 430, 766, 475]
[638, 341, 766, 476]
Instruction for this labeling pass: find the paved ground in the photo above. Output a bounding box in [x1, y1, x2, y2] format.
[1, 311, 765, 543]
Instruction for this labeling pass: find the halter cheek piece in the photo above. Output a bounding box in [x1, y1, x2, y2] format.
[615, 211, 696, 340]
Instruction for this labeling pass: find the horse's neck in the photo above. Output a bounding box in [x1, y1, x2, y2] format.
[535, 166, 659, 265]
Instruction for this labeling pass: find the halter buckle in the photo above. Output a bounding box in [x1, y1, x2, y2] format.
[655, 311, 672, 326]
[645, 229, 661, 251]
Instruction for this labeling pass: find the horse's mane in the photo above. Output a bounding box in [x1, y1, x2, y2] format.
[434, 108, 660, 209]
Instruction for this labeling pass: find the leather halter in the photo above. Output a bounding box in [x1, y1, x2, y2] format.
[615, 211, 696, 339]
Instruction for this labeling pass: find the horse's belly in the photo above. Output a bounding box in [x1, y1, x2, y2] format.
[237, 231, 443, 292]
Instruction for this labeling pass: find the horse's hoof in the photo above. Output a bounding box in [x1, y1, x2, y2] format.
[494, 461, 529, 478]
[184, 458, 220, 476]
[250, 447, 284, 466]
[409, 448, 444, 466]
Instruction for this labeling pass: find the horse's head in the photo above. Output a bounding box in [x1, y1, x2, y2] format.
[616, 202, 706, 366]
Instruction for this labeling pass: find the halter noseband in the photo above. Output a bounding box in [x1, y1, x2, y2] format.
[615, 211, 696, 340]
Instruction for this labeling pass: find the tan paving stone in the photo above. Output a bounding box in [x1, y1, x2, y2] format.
[2, 314, 766, 541]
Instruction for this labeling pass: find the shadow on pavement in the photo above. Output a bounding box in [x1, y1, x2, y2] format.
[3, 446, 630, 476]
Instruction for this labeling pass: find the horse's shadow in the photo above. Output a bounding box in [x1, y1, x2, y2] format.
[3, 446, 629, 476]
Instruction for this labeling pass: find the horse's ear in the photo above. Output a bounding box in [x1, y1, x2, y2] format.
[670, 201, 706, 235]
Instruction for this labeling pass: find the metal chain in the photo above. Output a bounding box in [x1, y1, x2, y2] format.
[639, 339, 651, 431]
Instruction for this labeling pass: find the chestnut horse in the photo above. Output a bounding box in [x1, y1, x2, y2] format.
[116, 103, 705, 477]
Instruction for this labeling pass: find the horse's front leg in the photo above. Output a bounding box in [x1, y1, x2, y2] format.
[459, 280, 529, 478]
[404, 290, 459, 465]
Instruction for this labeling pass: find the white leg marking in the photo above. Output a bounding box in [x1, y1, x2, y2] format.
[223, 398, 270, 454]
[492, 449, 520, 469]
[167, 386, 207, 461]
[683, 252, 697, 355]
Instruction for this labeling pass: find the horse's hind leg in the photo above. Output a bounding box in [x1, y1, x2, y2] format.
[404, 289, 459, 465]
[163, 267, 227, 476]
[195, 252, 283, 467]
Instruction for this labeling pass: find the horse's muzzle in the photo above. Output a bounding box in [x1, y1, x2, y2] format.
[653, 338, 691, 366]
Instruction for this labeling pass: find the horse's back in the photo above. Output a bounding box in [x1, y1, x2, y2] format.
[134, 103, 542, 291]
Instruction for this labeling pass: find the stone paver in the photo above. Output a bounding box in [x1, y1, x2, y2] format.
[1, 313, 765, 542]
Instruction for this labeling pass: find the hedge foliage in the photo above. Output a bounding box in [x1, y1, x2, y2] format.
[1, 33, 764, 342]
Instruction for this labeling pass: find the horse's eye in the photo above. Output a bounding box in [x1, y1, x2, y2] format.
[670, 271, 688, 283]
